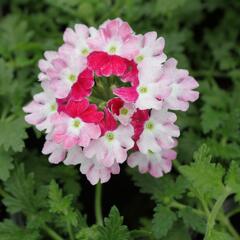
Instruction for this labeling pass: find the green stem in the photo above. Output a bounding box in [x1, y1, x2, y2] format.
[204, 188, 232, 240]
[226, 206, 240, 218]
[66, 220, 74, 240]
[170, 201, 205, 217]
[219, 212, 240, 240]
[95, 182, 103, 226]
[0, 186, 7, 197]
[42, 225, 64, 240]
[130, 229, 154, 239]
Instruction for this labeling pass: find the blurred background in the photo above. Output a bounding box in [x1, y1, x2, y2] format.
[0, 0, 240, 239]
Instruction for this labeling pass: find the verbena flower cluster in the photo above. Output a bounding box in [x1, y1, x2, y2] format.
[23, 18, 199, 185]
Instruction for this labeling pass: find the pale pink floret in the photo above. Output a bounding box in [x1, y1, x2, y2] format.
[137, 109, 180, 154]
[79, 155, 120, 185]
[133, 59, 171, 110]
[160, 58, 199, 111]
[84, 124, 134, 168]
[107, 98, 135, 125]
[114, 59, 171, 109]
[52, 112, 101, 149]
[128, 149, 176, 177]
[62, 24, 92, 58]
[134, 32, 167, 64]
[39, 51, 86, 99]
[38, 51, 59, 74]
[23, 89, 57, 133]
[88, 18, 141, 59]
[42, 133, 84, 165]
[42, 134, 66, 164]
[38, 51, 58, 82]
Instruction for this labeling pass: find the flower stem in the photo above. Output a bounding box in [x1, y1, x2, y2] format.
[219, 212, 240, 240]
[204, 188, 232, 240]
[67, 220, 74, 240]
[42, 225, 64, 240]
[95, 182, 103, 226]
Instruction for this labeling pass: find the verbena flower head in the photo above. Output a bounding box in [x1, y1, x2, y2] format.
[23, 18, 199, 185]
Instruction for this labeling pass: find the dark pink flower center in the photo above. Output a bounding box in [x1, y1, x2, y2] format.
[56, 51, 139, 133]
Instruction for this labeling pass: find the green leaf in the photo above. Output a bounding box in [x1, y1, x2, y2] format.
[97, 206, 129, 240]
[0, 59, 13, 97]
[48, 180, 78, 226]
[0, 15, 33, 58]
[225, 161, 240, 202]
[201, 105, 226, 134]
[161, 222, 191, 240]
[128, 169, 187, 202]
[208, 229, 234, 240]
[155, 0, 188, 16]
[0, 149, 14, 181]
[152, 205, 177, 239]
[180, 144, 225, 200]
[0, 117, 27, 152]
[206, 139, 240, 160]
[0, 220, 39, 240]
[178, 207, 206, 233]
[3, 165, 47, 214]
[76, 226, 99, 240]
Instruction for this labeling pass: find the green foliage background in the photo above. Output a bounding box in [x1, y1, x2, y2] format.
[0, 0, 240, 239]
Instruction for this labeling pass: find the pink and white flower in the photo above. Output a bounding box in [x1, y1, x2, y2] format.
[128, 149, 176, 177]
[84, 109, 134, 167]
[134, 32, 166, 64]
[61, 23, 92, 58]
[79, 156, 120, 185]
[40, 51, 86, 99]
[108, 98, 135, 125]
[23, 88, 57, 133]
[88, 18, 140, 59]
[24, 18, 199, 184]
[136, 109, 180, 154]
[159, 58, 199, 111]
[52, 100, 102, 149]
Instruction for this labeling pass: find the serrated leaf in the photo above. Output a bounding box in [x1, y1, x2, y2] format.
[48, 180, 78, 226]
[0, 15, 33, 58]
[3, 165, 47, 214]
[178, 207, 206, 233]
[128, 169, 187, 202]
[152, 205, 177, 239]
[0, 220, 39, 240]
[155, 0, 187, 16]
[0, 117, 27, 152]
[0, 149, 14, 181]
[208, 229, 234, 240]
[76, 226, 99, 240]
[201, 105, 226, 133]
[97, 206, 129, 240]
[225, 161, 240, 202]
[180, 144, 225, 200]
[161, 222, 191, 240]
[0, 58, 13, 96]
[206, 139, 240, 160]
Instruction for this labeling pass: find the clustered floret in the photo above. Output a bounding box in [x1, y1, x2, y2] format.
[23, 18, 199, 185]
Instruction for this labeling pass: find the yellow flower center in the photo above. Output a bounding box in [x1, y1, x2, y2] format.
[145, 121, 154, 130]
[81, 48, 89, 56]
[50, 103, 57, 112]
[120, 107, 128, 116]
[109, 45, 117, 54]
[106, 132, 115, 141]
[73, 119, 81, 128]
[139, 86, 148, 94]
[136, 55, 144, 63]
[68, 74, 76, 83]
